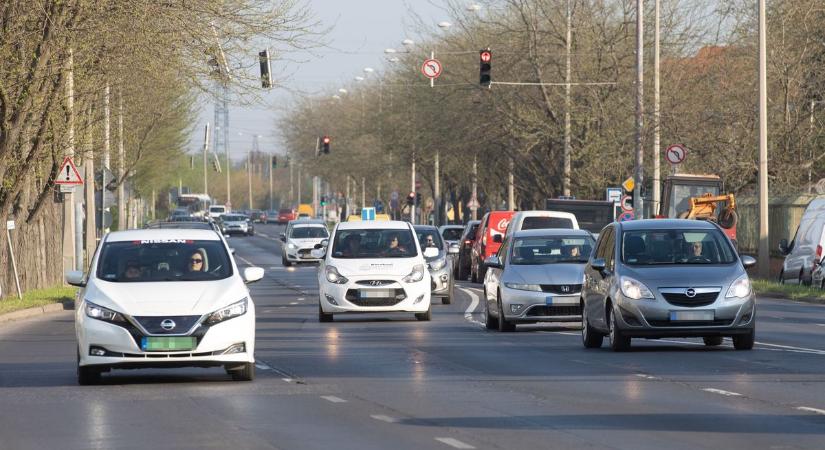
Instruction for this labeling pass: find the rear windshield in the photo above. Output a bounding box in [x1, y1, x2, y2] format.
[622, 229, 736, 265]
[522, 216, 574, 230]
[223, 215, 247, 221]
[441, 228, 463, 241]
[332, 228, 418, 258]
[290, 226, 328, 239]
[279, 209, 293, 214]
[97, 240, 232, 282]
[209, 207, 225, 213]
[511, 235, 594, 265]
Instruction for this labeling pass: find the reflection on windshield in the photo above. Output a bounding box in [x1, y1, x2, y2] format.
[97, 240, 232, 282]
[511, 236, 594, 265]
[332, 229, 418, 258]
[622, 229, 736, 265]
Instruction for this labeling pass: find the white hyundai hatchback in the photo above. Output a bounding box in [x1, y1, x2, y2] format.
[315, 220, 437, 322]
[66, 229, 264, 384]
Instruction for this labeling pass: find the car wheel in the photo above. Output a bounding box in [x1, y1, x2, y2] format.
[441, 280, 454, 305]
[478, 265, 487, 283]
[778, 270, 785, 285]
[608, 307, 630, 352]
[582, 301, 603, 349]
[820, 278, 825, 290]
[497, 293, 516, 332]
[282, 254, 291, 267]
[415, 307, 431, 321]
[703, 336, 724, 346]
[484, 290, 498, 330]
[318, 304, 333, 323]
[457, 259, 468, 281]
[801, 269, 811, 286]
[77, 351, 101, 386]
[732, 328, 755, 350]
[470, 262, 478, 283]
[228, 362, 255, 381]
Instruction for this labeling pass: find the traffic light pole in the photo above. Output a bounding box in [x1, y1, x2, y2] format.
[269, 154, 274, 211]
[410, 148, 416, 224]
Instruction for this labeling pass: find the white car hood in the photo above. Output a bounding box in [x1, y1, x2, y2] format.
[331, 257, 422, 278]
[85, 277, 247, 316]
[289, 238, 325, 248]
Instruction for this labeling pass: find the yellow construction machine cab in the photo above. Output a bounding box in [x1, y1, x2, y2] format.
[659, 174, 737, 243]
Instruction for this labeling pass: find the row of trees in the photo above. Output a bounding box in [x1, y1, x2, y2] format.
[278, 0, 825, 219]
[0, 0, 317, 295]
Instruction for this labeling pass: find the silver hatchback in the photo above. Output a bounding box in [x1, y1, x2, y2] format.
[581, 219, 756, 351]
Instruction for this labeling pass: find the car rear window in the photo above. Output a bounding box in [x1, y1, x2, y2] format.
[442, 228, 463, 241]
[522, 216, 575, 230]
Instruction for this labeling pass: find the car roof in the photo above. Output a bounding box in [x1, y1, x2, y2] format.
[512, 210, 577, 218]
[288, 219, 325, 225]
[105, 228, 221, 242]
[145, 221, 215, 230]
[336, 220, 411, 230]
[513, 229, 593, 239]
[413, 225, 438, 231]
[439, 225, 465, 230]
[618, 219, 718, 231]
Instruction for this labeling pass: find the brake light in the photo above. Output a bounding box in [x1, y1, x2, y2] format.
[817, 245, 822, 259]
[464, 239, 472, 245]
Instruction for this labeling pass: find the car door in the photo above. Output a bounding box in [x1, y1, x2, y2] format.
[484, 237, 509, 305]
[587, 225, 615, 329]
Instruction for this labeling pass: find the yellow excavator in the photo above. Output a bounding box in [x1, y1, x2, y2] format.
[660, 174, 738, 243]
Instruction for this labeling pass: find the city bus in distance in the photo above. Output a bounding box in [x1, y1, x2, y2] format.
[177, 194, 212, 218]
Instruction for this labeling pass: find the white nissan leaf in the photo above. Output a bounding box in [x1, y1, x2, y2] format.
[315, 220, 436, 322]
[66, 228, 264, 385]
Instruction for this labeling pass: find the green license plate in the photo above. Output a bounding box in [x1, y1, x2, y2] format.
[141, 336, 197, 351]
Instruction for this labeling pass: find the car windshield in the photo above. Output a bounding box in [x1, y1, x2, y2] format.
[416, 229, 443, 250]
[210, 207, 224, 213]
[441, 228, 463, 241]
[96, 240, 232, 282]
[223, 215, 247, 222]
[332, 228, 418, 258]
[621, 229, 736, 265]
[511, 235, 594, 265]
[290, 226, 328, 239]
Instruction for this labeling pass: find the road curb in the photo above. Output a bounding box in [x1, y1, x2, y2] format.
[0, 300, 75, 325]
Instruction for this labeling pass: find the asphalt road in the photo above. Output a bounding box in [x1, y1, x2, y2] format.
[1, 222, 825, 449]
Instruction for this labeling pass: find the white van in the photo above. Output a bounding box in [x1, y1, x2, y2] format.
[780, 198, 825, 285]
[500, 210, 580, 243]
[209, 205, 228, 219]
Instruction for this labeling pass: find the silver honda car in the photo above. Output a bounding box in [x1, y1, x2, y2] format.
[581, 219, 756, 351]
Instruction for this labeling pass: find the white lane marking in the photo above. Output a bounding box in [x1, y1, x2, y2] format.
[370, 414, 398, 423]
[321, 395, 347, 403]
[797, 406, 825, 415]
[258, 232, 270, 238]
[282, 378, 293, 383]
[298, 297, 306, 301]
[255, 362, 272, 370]
[555, 332, 579, 336]
[636, 374, 660, 380]
[457, 287, 485, 328]
[816, 324, 825, 327]
[435, 437, 476, 449]
[753, 341, 825, 356]
[289, 302, 299, 305]
[236, 255, 255, 265]
[703, 388, 742, 397]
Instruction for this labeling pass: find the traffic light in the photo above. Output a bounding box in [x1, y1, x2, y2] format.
[271, 155, 277, 168]
[259, 49, 272, 88]
[212, 153, 222, 173]
[322, 136, 330, 154]
[407, 192, 415, 206]
[190, 155, 194, 169]
[320, 195, 327, 206]
[416, 192, 422, 206]
[479, 48, 492, 87]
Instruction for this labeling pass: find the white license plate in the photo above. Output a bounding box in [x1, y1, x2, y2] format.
[360, 289, 393, 298]
[669, 310, 714, 321]
[546, 295, 579, 306]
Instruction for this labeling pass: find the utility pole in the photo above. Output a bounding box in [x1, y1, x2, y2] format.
[117, 88, 126, 230]
[297, 164, 302, 206]
[634, 0, 645, 219]
[410, 148, 416, 224]
[202, 123, 210, 196]
[361, 177, 366, 210]
[508, 157, 515, 211]
[758, 0, 770, 277]
[345, 176, 350, 219]
[269, 154, 274, 211]
[435, 151, 440, 226]
[63, 48, 77, 273]
[472, 155, 478, 221]
[312, 176, 319, 217]
[102, 81, 110, 233]
[563, 0, 572, 197]
[83, 104, 96, 266]
[289, 156, 294, 206]
[652, 0, 661, 216]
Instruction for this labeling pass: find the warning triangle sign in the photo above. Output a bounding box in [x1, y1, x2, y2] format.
[55, 156, 84, 185]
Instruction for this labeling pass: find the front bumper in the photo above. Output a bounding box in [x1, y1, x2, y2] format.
[224, 226, 249, 234]
[319, 275, 431, 313]
[76, 306, 256, 368]
[613, 292, 756, 337]
[500, 286, 581, 323]
[285, 247, 322, 262]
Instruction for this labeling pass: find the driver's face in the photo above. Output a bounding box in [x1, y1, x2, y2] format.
[692, 242, 702, 256]
[389, 236, 399, 248]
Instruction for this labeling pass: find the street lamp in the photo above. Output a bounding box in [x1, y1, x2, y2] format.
[467, 3, 481, 12]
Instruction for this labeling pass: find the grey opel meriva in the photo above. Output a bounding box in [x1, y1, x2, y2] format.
[581, 219, 756, 351]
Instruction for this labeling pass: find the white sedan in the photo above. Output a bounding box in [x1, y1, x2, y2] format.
[66, 228, 264, 384]
[315, 220, 437, 322]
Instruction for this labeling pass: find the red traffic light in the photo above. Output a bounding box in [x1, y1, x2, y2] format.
[323, 136, 330, 144]
[480, 51, 491, 63]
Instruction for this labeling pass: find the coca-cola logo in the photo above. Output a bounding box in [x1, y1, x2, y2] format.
[496, 218, 510, 231]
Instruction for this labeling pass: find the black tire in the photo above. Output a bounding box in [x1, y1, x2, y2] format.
[478, 265, 487, 283]
[318, 304, 333, 322]
[718, 209, 739, 229]
[801, 269, 812, 286]
[733, 328, 755, 350]
[282, 254, 292, 267]
[228, 362, 256, 381]
[608, 307, 630, 352]
[415, 307, 431, 321]
[582, 301, 604, 349]
[77, 351, 101, 386]
[441, 280, 454, 305]
[484, 291, 498, 330]
[703, 336, 724, 346]
[470, 262, 478, 283]
[778, 270, 785, 285]
[497, 294, 516, 332]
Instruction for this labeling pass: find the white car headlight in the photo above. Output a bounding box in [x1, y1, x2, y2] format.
[725, 275, 751, 299]
[428, 257, 447, 271]
[620, 276, 654, 300]
[205, 298, 248, 325]
[85, 301, 126, 323]
[503, 282, 542, 292]
[288, 242, 297, 249]
[325, 265, 349, 284]
[403, 264, 426, 283]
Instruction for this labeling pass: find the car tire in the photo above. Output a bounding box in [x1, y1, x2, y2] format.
[703, 336, 724, 346]
[733, 328, 755, 350]
[415, 307, 431, 321]
[77, 351, 101, 386]
[478, 265, 487, 283]
[778, 270, 785, 285]
[228, 362, 255, 381]
[470, 262, 478, 283]
[608, 307, 630, 352]
[497, 294, 516, 332]
[441, 280, 454, 305]
[582, 301, 604, 349]
[318, 304, 333, 323]
[484, 291, 498, 330]
[457, 259, 469, 281]
[282, 254, 292, 267]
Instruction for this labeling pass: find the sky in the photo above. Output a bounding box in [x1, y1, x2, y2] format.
[190, 0, 451, 160]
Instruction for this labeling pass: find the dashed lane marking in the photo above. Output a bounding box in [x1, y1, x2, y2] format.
[255, 362, 272, 370]
[636, 374, 660, 380]
[796, 406, 825, 415]
[370, 415, 398, 423]
[435, 437, 476, 449]
[321, 396, 347, 403]
[457, 287, 485, 328]
[289, 302, 299, 305]
[703, 388, 742, 397]
[753, 341, 825, 356]
[236, 255, 255, 266]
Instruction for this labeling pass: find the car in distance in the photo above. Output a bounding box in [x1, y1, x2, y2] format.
[415, 225, 458, 304]
[315, 220, 436, 322]
[220, 214, 254, 236]
[65, 228, 264, 384]
[208, 204, 227, 219]
[277, 208, 297, 224]
[456, 220, 480, 280]
[483, 229, 594, 331]
[280, 220, 329, 266]
[581, 219, 756, 351]
[471, 211, 515, 283]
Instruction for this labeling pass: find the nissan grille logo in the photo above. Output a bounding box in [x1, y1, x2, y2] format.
[561, 285, 570, 293]
[160, 319, 177, 331]
[685, 288, 696, 298]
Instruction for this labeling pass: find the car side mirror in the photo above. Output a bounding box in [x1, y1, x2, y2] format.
[243, 267, 265, 283]
[448, 243, 459, 255]
[279, 233, 286, 242]
[493, 234, 503, 244]
[65, 270, 86, 287]
[484, 255, 503, 269]
[423, 247, 439, 258]
[229, 248, 236, 255]
[740, 255, 757, 269]
[778, 238, 789, 255]
[314, 239, 329, 250]
[591, 258, 606, 272]
[310, 248, 326, 259]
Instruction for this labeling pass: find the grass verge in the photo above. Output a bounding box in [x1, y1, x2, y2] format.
[752, 279, 825, 303]
[0, 286, 77, 315]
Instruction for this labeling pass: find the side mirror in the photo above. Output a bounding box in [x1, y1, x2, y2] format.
[423, 247, 440, 258]
[591, 258, 606, 272]
[778, 238, 789, 255]
[243, 267, 265, 283]
[65, 270, 86, 287]
[740, 255, 757, 269]
[493, 234, 503, 244]
[279, 233, 286, 242]
[448, 243, 460, 255]
[229, 248, 236, 255]
[484, 255, 503, 269]
[224, 234, 230, 239]
[310, 248, 326, 259]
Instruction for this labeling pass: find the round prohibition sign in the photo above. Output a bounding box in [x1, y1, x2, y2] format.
[665, 144, 687, 165]
[421, 58, 443, 79]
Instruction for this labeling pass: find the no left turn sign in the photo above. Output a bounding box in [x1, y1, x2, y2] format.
[421, 59, 443, 79]
[665, 144, 687, 165]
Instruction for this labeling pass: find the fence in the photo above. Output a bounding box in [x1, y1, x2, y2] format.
[736, 194, 819, 255]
